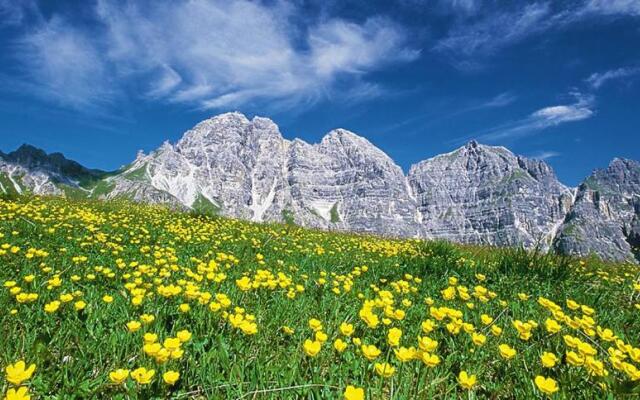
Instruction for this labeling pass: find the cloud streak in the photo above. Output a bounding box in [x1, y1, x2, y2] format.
[586, 66, 640, 89]
[4, 0, 419, 112]
[472, 92, 595, 142]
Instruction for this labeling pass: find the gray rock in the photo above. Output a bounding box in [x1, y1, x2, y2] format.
[407, 141, 574, 251]
[553, 158, 640, 262]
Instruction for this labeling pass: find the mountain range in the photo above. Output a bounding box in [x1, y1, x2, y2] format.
[1, 112, 639, 262]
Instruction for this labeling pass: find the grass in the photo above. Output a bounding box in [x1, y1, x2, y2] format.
[0, 195, 639, 399]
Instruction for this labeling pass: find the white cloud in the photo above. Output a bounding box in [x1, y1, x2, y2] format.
[15, 16, 116, 110]
[5, 0, 418, 111]
[586, 66, 640, 89]
[481, 92, 517, 108]
[434, 2, 553, 60]
[435, 0, 640, 66]
[528, 150, 561, 160]
[475, 92, 594, 141]
[583, 0, 640, 16]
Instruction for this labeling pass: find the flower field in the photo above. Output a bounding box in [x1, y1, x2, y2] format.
[1, 196, 639, 399]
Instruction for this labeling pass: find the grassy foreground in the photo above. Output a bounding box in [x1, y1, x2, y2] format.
[0, 196, 639, 399]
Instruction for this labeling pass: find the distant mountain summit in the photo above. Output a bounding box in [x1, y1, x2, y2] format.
[1, 112, 638, 262]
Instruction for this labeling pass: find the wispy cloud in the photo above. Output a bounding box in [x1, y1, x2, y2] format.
[3, 0, 418, 112]
[583, 0, 640, 16]
[586, 66, 640, 89]
[528, 150, 561, 160]
[435, 1, 640, 68]
[467, 92, 595, 142]
[480, 92, 517, 108]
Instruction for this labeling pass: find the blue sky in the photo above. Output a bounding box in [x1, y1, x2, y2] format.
[0, 0, 639, 185]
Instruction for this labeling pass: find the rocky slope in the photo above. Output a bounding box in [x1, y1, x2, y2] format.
[1, 112, 639, 262]
[407, 141, 574, 251]
[554, 158, 640, 262]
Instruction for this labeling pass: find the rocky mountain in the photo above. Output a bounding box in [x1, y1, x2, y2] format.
[408, 141, 574, 251]
[554, 158, 640, 261]
[1, 112, 638, 262]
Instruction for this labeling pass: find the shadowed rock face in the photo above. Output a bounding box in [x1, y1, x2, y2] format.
[554, 158, 640, 262]
[1, 112, 639, 262]
[407, 140, 574, 251]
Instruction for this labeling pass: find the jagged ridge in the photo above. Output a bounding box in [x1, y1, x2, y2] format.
[1, 112, 639, 262]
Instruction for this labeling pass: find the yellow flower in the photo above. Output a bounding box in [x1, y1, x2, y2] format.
[308, 318, 323, 332]
[480, 314, 493, 325]
[5, 361, 36, 385]
[4, 387, 30, 400]
[163, 338, 182, 351]
[140, 314, 155, 324]
[44, 300, 60, 313]
[109, 369, 129, 384]
[387, 328, 402, 347]
[417, 336, 438, 352]
[102, 295, 114, 303]
[420, 352, 441, 367]
[163, 370, 180, 385]
[334, 338, 348, 353]
[131, 367, 155, 385]
[498, 344, 516, 360]
[315, 331, 328, 343]
[279, 325, 293, 335]
[566, 351, 585, 366]
[126, 320, 141, 332]
[176, 330, 192, 343]
[566, 299, 580, 310]
[394, 346, 416, 362]
[340, 322, 354, 336]
[143, 333, 158, 344]
[491, 325, 503, 336]
[343, 385, 364, 400]
[534, 375, 559, 396]
[458, 371, 476, 390]
[303, 339, 322, 357]
[74, 300, 86, 311]
[361, 344, 381, 360]
[545, 319, 561, 334]
[178, 303, 190, 313]
[541, 352, 558, 368]
[374, 362, 395, 378]
[421, 319, 436, 333]
[471, 332, 486, 346]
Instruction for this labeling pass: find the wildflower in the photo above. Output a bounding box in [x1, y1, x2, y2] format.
[374, 362, 395, 378]
[499, 344, 516, 360]
[420, 352, 441, 367]
[176, 330, 192, 343]
[5, 361, 36, 385]
[491, 325, 503, 336]
[74, 300, 86, 311]
[109, 369, 129, 384]
[343, 385, 364, 400]
[387, 328, 402, 347]
[566, 351, 585, 366]
[417, 336, 438, 352]
[534, 375, 559, 396]
[303, 339, 321, 357]
[140, 314, 155, 324]
[340, 322, 354, 336]
[541, 352, 558, 368]
[282, 326, 295, 335]
[480, 314, 493, 325]
[131, 367, 155, 385]
[178, 303, 190, 313]
[102, 295, 114, 303]
[421, 319, 435, 333]
[44, 301, 60, 313]
[394, 346, 416, 362]
[458, 371, 477, 390]
[471, 332, 486, 346]
[143, 333, 158, 344]
[164, 338, 181, 351]
[361, 344, 381, 360]
[163, 370, 180, 385]
[545, 319, 561, 334]
[4, 387, 30, 400]
[308, 318, 323, 332]
[126, 321, 141, 332]
[334, 338, 348, 353]
[315, 331, 328, 343]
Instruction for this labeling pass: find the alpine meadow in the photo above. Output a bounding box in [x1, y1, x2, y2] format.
[0, 195, 639, 399]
